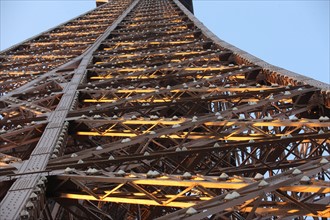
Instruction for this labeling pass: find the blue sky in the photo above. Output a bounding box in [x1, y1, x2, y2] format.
[1, 0, 329, 84]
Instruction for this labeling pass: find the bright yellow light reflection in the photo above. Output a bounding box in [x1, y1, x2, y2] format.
[287, 209, 300, 214]
[76, 131, 262, 141]
[106, 41, 196, 47]
[61, 193, 195, 208]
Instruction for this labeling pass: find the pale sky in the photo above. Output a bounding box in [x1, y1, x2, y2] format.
[1, 0, 329, 84]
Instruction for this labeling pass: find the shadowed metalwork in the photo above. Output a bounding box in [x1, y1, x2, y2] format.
[0, 0, 329, 219]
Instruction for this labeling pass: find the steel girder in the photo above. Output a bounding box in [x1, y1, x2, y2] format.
[0, 0, 329, 219]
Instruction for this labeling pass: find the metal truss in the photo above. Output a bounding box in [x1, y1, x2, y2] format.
[0, 0, 329, 219]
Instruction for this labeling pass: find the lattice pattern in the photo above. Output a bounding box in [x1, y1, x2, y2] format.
[0, 0, 329, 219]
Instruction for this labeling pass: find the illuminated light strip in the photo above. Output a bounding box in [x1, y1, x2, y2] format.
[5, 72, 34, 76]
[95, 51, 204, 59]
[83, 98, 267, 103]
[9, 55, 73, 59]
[56, 195, 330, 214]
[79, 119, 187, 125]
[83, 99, 115, 103]
[49, 32, 101, 37]
[173, 51, 206, 56]
[89, 75, 216, 79]
[90, 66, 232, 73]
[19, 106, 45, 115]
[100, 192, 211, 202]
[166, 28, 188, 32]
[94, 56, 197, 65]
[131, 16, 182, 21]
[117, 68, 146, 72]
[75, 129, 327, 139]
[31, 42, 91, 46]
[76, 131, 263, 140]
[73, 18, 111, 22]
[127, 22, 184, 28]
[83, 98, 173, 103]
[103, 192, 210, 200]
[169, 87, 277, 92]
[76, 130, 330, 141]
[81, 87, 282, 93]
[229, 75, 245, 79]
[57, 175, 329, 209]
[287, 209, 301, 214]
[96, 57, 183, 63]
[89, 74, 245, 80]
[150, 41, 193, 45]
[44, 174, 330, 193]
[59, 193, 197, 208]
[75, 118, 330, 127]
[129, 179, 248, 189]
[105, 41, 195, 47]
[55, 174, 253, 189]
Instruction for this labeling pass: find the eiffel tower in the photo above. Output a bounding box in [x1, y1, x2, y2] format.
[0, 0, 329, 219]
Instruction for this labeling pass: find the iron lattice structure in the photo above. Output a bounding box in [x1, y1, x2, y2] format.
[0, 0, 330, 219]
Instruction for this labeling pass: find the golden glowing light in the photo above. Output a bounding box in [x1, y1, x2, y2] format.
[76, 131, 263, 141]
[61, 193, 195, 207]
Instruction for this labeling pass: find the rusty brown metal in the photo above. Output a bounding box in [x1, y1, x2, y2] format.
[0, 0, 329, 219]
